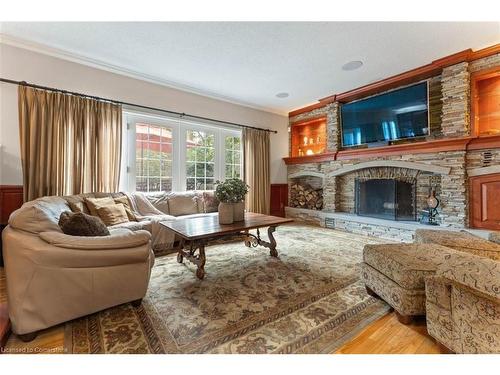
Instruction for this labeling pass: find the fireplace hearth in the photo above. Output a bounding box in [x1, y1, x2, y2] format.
[355, 178, 416, 221]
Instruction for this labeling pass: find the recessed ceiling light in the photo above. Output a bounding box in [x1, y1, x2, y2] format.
[342, 61, 363, 71]
[276, 92, 289, 98]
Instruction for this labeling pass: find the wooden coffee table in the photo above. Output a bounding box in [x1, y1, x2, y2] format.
[161, 213, 293, 279]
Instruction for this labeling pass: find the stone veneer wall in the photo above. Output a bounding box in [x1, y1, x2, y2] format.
[441, 62, 470, 137]
[428, 75, 443, 138]
[287, 53, 500, 233]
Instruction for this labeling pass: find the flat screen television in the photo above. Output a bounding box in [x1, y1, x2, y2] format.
[340, 81, 429, 147]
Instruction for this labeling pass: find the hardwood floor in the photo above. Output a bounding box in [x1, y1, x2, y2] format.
[336, 314, 447, 354]
[0, 266, 446, 354]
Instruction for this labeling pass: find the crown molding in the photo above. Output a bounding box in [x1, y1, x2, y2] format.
[0, 34, 288, 117]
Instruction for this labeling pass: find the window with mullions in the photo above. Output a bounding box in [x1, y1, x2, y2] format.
[135, 123, 173, 192]
[224, 135, 242, 179]
[186, 130, 216, 190]
[126, 113, 242, 192]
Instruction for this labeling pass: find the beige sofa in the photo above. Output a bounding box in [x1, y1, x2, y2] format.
[2, 191, 218, 340]
[361, 229, 500, 353]
[425, 253, 499, 353]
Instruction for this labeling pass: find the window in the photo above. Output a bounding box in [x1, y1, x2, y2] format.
[135, 123, 173, 192]
[224, 135, 242, 179]
[186, 130, 215, 190]
[125, 112, 242, 192]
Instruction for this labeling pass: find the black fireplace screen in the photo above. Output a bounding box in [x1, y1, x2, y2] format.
[355, 178, 416, 221]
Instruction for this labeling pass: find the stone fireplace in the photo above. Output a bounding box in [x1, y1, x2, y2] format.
[284, 52, 500, 241]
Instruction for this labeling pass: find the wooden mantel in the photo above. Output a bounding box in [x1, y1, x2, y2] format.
[283, 135, 500, 165]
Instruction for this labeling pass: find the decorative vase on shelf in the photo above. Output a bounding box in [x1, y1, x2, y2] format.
[218, 202, 234, 224]
[233, 201, 245, 221]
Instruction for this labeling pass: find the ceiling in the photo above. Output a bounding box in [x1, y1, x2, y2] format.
[1, 22, 499, 115]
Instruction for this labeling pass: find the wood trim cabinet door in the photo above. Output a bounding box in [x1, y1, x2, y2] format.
[470, 174, 500, 230]
[270, 184, 288, 218]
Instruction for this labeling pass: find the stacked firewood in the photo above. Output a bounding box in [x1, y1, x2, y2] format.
[290, 183, 323, 210]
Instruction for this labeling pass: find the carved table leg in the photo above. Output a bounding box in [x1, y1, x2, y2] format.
[268, 226, 278, 257]
[196, 244, 206, 280]
[177, 239, 185, 263]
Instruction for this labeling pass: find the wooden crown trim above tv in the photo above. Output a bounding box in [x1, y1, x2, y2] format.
[289, 43, 500, 117]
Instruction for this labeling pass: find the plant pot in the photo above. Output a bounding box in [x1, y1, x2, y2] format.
[233, 201, 245, 221]
[218, 202, 234, 224]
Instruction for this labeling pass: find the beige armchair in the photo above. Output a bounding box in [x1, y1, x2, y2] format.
[2, 226, 154, 341]
[425, 252, 500, 353]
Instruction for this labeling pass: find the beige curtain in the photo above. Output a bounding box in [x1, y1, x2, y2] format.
[18, 86, 122, 201]
[243, 127, 270, 214]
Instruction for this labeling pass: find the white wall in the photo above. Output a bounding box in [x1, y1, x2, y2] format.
[0, 43, 289, 186]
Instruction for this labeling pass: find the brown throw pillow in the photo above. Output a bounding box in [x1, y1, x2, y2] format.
[97, 204, 129, 226]
[68, 201, 87, 214]
[84, 197, 115, 216]
[113, 196, 137, 221]
[58, 211, 110, 236]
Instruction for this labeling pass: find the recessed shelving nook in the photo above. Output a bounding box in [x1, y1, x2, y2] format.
[290, 116, 327, 157]
[471, 66, 500, 137]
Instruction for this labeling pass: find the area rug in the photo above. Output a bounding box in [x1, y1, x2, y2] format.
[66, 224, 391, 354]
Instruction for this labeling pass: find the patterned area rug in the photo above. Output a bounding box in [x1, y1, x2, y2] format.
[66, 224, 390, 353]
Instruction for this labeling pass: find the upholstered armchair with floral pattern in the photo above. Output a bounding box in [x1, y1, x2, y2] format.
[425, 252, 500, 353]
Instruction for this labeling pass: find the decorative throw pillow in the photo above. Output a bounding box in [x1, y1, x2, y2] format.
[58, 211, 110, 236]
[68, 201, 87, 214]
[113, 196, 137, 221]
[97, 204, 129, 226]
[203, 191, 219, 213]
[84, 197, 115, 217]
[168, 194, 200, 216]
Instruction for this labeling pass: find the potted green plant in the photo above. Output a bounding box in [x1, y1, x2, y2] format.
[214, 179, 250, 224]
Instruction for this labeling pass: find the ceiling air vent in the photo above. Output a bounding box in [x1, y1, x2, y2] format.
[481, 151, 494, 167]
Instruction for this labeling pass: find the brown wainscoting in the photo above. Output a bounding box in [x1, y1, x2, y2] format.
[470, 173, 500, 230]
[0, 185, 24, 225]
[0, 185, 24, 267]
[270, 184, 288, 217]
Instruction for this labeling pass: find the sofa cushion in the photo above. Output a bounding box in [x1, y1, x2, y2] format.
[40, 228, 151, 250]
[145, 192, 170, 215]
[415, 229, 500, 261]
[113, 196, 137, 221]
[363, 243, 456, 290]
[63, 193, 96, 214]
[8, 196, 69, 234]
[84, 197, 116, 217]
[58, 211, 110, 236]
[167, 193, 201, 216]
[490, 232, 500, 245]
[109, 220, 153, 232]
[97, 204, 129, 226]
[202, 191, 219, 213]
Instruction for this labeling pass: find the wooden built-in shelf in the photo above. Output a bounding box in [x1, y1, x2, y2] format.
[283, 135, 500, 165]
[471, 66, 500, 137]
[290, 116, 327, 157]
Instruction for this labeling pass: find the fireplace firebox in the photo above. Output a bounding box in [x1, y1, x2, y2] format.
[355, 178, 416, 221]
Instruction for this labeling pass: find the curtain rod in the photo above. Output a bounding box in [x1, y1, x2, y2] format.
[0, 77, 278, 134]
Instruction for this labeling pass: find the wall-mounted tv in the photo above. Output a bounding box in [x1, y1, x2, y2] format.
[340, 82, 429, 147]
